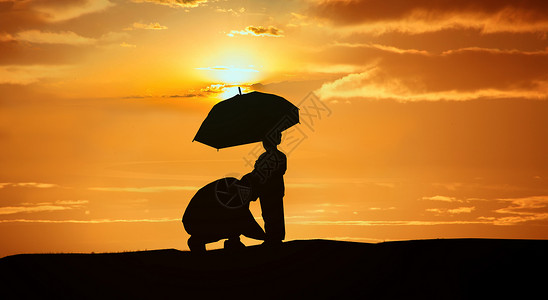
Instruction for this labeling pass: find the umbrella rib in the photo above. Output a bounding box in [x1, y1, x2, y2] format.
[225, 194, 238, 206]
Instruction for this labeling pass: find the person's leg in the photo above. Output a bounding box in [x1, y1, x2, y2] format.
[188, 234, 224, 253]
[187, 235, 206, 253]
[241, 212, 266, 241]
[224, 235, 245, 251]
[259, 195, 285, 243]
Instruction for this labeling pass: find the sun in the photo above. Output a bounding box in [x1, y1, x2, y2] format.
[195, 65, 260, 84]
[195, 48, 265, 85]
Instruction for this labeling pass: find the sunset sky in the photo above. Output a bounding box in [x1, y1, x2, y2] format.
[1, 0, 548, 256]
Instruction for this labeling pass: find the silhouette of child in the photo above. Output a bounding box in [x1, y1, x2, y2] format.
[251, 131, 287, 246]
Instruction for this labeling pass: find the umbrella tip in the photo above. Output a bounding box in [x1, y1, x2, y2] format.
[238, 87, 242, 95]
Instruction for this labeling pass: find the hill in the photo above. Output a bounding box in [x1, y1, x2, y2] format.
[1, 239, 547, 299]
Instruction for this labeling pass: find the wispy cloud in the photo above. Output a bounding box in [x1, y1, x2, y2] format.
[331, 42, 430, 55]
[311, 0, 548, 34]
[0, 200, 88, 215]
[89, 185, 199, 192]
[317, 203, 348, 207]
[492, 196, 548, 225]
[33, 0, 115, 22]
[3, 30, 96, 45]
[0, 65, 72, 85]
[316, 65, 548, 102]
[121, 83, 252, 99]
[426, 207, 475, 214]
[120, 42, 137, 48]
[369, 207, 396, 211]
[228, 26, 284, 37]
[131, 0, 207, 8]
[422, 195, 462, 202]
[195, 66, 259, 73]
[0, 182, 59, 189]
[125, 22, 168, 30]
[288, 220, 489, 226]
[0, 217, 179, 223]
[285, 183, 326, 189]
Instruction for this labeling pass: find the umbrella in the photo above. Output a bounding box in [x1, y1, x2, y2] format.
[193, 91, 299, 149]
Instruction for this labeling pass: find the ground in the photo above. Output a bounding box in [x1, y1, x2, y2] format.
[1, 239, 547, 299]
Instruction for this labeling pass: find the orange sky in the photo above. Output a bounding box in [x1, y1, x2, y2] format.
[1, 0, 548, 257]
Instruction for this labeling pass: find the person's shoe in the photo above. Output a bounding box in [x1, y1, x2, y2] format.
[224, 238, 246, 251]
[188, 236, 206, 253]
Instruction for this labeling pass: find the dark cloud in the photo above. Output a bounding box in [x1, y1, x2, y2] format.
[314, 44, 548, 94]
[247, 25, 282, 36]
[311, 0, 548, 24]
[0, 0, 115, 33]
[131, 0, 207, 8]
[357, 28, 548, 54]
[229, 25, 284, 37]
[0, 1, 46, 32]
[310, 0, 548, 33]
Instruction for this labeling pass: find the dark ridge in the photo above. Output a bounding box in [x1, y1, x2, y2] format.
[1, 239, 547, 299]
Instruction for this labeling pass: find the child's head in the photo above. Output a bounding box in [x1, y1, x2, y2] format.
[263, 131, 282, 149]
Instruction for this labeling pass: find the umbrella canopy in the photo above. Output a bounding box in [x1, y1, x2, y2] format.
[193, 91, 299, 149]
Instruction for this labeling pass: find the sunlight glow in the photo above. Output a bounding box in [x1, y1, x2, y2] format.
[195, 48, 264, 85]
[195, 65, 260, 84]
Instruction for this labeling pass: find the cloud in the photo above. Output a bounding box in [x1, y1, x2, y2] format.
[199, 83, 234, 94]
[0, 30, 128, 68]
[284, 183, 326, 189]
[126, 22, 168, 30]
[195, 66, 259, 73]
[0, 0, 114, 32]
[4, 30, 96, 45]
[288, 220, 489, 226]
[0, 182, 59, 189]
[315, 45, 548, 102]
[0, 200, 88, 215]
[432, 182, 464, 191]
[317, 203, 347, 207]
[131, 0, 207, 8]
[89, 185, 199, 192]
[0, 217, 179, 223]
[310, 0, 548, 34]
[332, 42, 429, 55]
[228, 26, 284, 37]
[119, 42, 137, 48]
[422, 195, 462, 202]
[492, 196, 548, 225]
[0, 65, 70, 84]
[215, 7, 245, 16]
[0, 205, 70, 215]
[426, 207, 475, 214]
[369, 207, 396, 211]
[54, 200, 89, 205]
[121, 83, 251, 99]
[371, 182, 396, 188]
[98, 31, 131, 43]
[32, 0, 114, 22]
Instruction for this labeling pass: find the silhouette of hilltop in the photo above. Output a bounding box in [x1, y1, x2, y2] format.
[1, 239, 547, 299]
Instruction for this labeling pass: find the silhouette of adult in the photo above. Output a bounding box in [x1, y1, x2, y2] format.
[183, 177, 265, 253]
[252, 131, 287, 246]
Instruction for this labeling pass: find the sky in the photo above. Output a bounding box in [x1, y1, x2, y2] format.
[1, 0, 547, 256]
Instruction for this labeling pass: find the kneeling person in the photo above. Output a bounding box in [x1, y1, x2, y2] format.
[182, 175, 264, 252]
